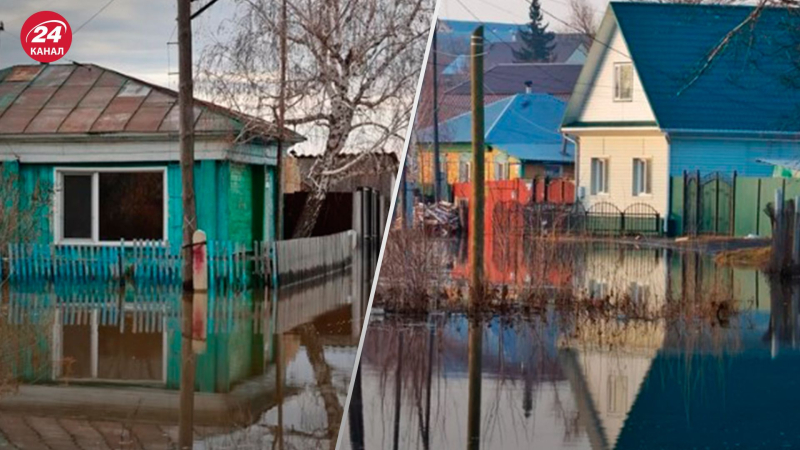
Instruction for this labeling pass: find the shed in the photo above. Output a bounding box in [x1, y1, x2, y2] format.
[0, 63, 302, 250]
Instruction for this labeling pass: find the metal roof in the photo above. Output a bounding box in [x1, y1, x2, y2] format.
[446, 63, 583, 97]
[596, 2, 800, 133]
[417, 93, 573, 163]
[0, 63, 303, 143]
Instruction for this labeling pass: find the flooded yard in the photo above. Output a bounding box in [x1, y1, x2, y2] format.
[0, 271, 366, 449]
[344, 242, 800, 449]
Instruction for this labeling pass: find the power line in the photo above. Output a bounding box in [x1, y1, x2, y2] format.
[73, 0, 118, 35]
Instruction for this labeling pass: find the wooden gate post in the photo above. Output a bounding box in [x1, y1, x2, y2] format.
[192, 230, 208, 354]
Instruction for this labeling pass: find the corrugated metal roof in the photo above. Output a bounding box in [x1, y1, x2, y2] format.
[0, 63, 303, 142]
[609, 2, 800, 133]
[417, 93, 573, 163]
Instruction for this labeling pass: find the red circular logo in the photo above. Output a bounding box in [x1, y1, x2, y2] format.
[20, 11, 72, 63]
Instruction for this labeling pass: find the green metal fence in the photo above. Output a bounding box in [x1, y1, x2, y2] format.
[670, 173, 800, 237]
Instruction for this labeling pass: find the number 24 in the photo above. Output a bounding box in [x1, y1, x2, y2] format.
[31, 25, 62, 43]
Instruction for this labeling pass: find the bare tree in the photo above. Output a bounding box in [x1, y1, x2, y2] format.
[567, 0, 598, 41]
[200, 0, 433, 238]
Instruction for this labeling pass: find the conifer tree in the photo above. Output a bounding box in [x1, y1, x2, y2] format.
[514, 0, 556, 62]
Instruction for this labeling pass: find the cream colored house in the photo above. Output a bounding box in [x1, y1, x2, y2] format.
[562, 2, 800, 234]
[561, 4, 667, 227]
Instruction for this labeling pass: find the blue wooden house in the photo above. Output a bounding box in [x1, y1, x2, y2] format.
[561, 2, 800, 231]
[0, 63, 302, 251]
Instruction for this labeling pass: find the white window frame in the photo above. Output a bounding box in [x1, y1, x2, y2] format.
[459, 161, 471, 183]
[632, 158, 652, 196]
[54, 167, 169, 246]
[591, 158, 609, 195]
[614, 62, 634, 102]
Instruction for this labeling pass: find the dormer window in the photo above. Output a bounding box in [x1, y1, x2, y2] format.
[614, 63, 633, 101]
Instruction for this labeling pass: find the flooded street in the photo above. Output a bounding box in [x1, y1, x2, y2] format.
[344, 242, 800, 449]
[0, 271, 366, 449]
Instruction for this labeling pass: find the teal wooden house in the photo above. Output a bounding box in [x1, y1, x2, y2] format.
[0, 63, 302, 250]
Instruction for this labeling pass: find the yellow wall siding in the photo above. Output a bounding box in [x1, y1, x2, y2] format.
[418, 146, 520, 184]
[576, 27, 656, 124]
[578, 134, 669, 217]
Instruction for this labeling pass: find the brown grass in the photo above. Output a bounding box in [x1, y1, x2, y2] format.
[715, 246, 771, 269]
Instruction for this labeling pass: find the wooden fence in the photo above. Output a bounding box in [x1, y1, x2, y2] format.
[270, 230, 356, 287]
[4, 240, 247, 289]
[4, 231, 356, 289]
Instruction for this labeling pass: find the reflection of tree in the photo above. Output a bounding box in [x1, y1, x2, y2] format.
[298, 323, 343, 450]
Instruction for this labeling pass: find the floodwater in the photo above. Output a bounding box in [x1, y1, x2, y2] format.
[0, 270, 366, 449]
[343, 242, 800, 450]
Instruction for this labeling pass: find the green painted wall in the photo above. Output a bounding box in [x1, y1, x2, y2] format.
[12, 160, 276, 249]
[228, 162, 254, 245]
[670, 175, 800, 237]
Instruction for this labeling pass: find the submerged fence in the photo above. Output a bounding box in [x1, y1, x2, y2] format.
[3, 231, 356, 289]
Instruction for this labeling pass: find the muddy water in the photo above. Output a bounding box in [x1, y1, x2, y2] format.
[344, 245, 800, 450]
[0, 271, 365, 449]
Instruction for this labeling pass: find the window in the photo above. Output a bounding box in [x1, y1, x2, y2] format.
[544, 164, 563, 178]
[632, 158, 652, 196]
[57, 169, 166, 244]
[459, 161, 471, 182]
[591, 158, 609, 195]
[494, 162, 506, 180]
[607, 375, 628, 415]
[614, 63, 633, 101]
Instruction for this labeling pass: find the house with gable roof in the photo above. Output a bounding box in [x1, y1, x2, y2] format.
[562, 2, 800, 233]
[417, 93, 574, 188]
[0, 63, 302, 249]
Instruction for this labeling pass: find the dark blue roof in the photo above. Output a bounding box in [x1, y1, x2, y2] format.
[417, 93, 573, 163]
[611, 2, 800, 133]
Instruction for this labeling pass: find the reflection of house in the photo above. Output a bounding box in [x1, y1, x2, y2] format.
[417, 93, 574, 187]
[562, 3, 800, 231]
[0, 63, 301, 248]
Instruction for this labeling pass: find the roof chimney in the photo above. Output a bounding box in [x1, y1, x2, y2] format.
[524, 80, 533, 94]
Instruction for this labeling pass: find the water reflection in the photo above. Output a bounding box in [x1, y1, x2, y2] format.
[346, 245, 800, 449]
[0, 270, 364, 449]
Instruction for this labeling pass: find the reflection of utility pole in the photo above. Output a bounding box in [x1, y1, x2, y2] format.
[467, 319, 483, 450]
[423, 319, 435, 449]
[470, 26, 485, 300]
[348, 366, 365, 450]
[432, 20, 442, 203]
[393, 332, 404, 450]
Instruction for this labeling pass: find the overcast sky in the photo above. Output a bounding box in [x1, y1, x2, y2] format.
[438, 0, 608, 27]
[0, 0, 610, 90]
[0, 0, 234, 88]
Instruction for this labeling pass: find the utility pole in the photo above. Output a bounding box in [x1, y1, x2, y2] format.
[470, 26, 485, 301]
[177, 0, 196, 447]
[276, 0, 288, 240]
[432, 20, 442, 203]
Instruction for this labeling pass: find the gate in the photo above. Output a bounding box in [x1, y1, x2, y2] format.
[683, 171, 735, 236]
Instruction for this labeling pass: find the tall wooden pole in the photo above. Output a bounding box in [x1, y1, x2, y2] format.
[276, 0, 288, 240]
[432, 21, 442, 203]
[177, 0, 197, 447]
[470, 26, 485, 300]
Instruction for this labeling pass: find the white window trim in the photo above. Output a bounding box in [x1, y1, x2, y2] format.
[632, 158, 652, 197]
[591, 157, 609, 196]
[53, 166, 169, 246]
[613, 62, 634, 103]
